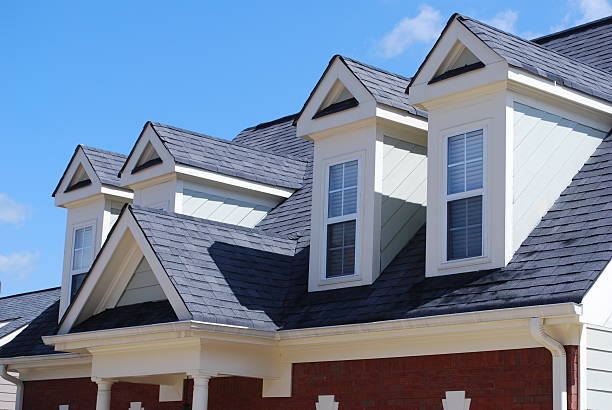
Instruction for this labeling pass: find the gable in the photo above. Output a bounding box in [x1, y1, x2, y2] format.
[296, 56, 376, 139]
[119, 122, 176, 188]
[58, 208, 190, 334]
[53, 146, 104, 206]
[407, 16, 508, 106]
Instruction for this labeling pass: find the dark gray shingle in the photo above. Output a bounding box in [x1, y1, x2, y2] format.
[533, 16, 612, 73]
[81, 146, 127, 187]
[150, 122, 308, 190]
[457, 15, 612, 102]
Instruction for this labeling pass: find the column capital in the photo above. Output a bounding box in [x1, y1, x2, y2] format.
[91, 377, 115, 388]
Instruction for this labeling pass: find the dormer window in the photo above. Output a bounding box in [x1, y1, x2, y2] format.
[446, 129, 484, 260]
[70, 223, 95, 301]
[325, 159, 358, 278]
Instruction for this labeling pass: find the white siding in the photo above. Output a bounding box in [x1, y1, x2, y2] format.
[380, 136, 427, 270]
[117, 258, 166, 307]
[182, 188, 271, 228]
[0, 374, 16, 410]
[587, 327, 612, 409]
[512, 102, 606, 250]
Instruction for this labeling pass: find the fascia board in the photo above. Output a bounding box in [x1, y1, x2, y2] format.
[508, 67, 612, 116]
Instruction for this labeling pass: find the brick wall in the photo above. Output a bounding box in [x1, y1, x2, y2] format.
[22, 346, 579, 410]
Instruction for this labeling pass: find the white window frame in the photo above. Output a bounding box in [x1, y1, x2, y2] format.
[69, 220, 97, 297]
[321, 154, 363, 283]
[441, 123, 488, 267]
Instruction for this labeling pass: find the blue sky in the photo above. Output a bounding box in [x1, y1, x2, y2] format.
[0, 0, 610, 296]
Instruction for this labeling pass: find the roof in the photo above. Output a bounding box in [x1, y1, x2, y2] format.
[148, 122, 308, 190]
[81, 146, 127, 187]
[0, 288, 60, 341]
[3, 112, 612, 358]
[533, 16, 612, 73]
[340, 56, 428, 118]
[456, 15, 612, 102]
[52, 145, 127, 197]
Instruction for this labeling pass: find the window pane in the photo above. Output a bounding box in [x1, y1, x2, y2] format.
[447, 164, 465, 194]
[448, 135, 465, 165]
[465, 160, 483, 191]
[71, 272, 87, 302]
[328, 191, 342, 218]
[326, 220, 356, 278]
[447, 130, 483, 194]
[447, 196, 482, 260]
[72, 225, 94, 272]
[329, 164, 343, 191]
[344, 160, 358, 188]
[466, 130, 483, 160]
[343, 187, 357, 215]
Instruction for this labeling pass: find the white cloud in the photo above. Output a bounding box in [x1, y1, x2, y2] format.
[0, 252, 39, 280]
[485, 10, 519, 34]
[575, 0, 612, 23]
[0, 193, 27, 225]
[379, 5, 443, 58]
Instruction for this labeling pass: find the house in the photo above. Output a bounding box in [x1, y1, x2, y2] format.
[0, 12, 611, 410]
[0, 288, 60, 410]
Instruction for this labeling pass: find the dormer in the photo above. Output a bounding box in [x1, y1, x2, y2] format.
[407, 14, 612, 277]
[297, 55, 428, 292]
[119, 121, 307, 228]
[53, 145, 133, 317]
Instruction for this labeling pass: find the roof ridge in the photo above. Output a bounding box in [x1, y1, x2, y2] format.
[532, 15, 612, 43]
[458, 15, 612, 78]
[81, 145, 127, 158]
[130, 205, 300, 242]
[252, 113, 298, 130]
[151, 122, 308, 164]
[340, 55, 413, 82]
[0, 286, 60, 300]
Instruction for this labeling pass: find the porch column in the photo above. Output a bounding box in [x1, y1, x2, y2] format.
[191, 374, 212, 410]
[92, 378, 115, 410]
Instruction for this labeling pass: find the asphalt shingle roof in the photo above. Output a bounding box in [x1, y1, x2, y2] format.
[340, 56, 428, 118]
[81, 146, 127, 187]
[533, 16, 612, 73]
[457, 15, 612, 102]
[149, 122, 308, 190]
[0, 288, 60, 340]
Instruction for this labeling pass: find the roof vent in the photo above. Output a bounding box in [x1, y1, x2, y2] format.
[313, 80, 358, 119]
[64, 164, 92, 193]
[430, 41, 484, 84]
[132, 142, 162, 174]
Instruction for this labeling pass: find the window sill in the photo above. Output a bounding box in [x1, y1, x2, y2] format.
[439, 255, 490, 271]
[319, 273, 362, 287]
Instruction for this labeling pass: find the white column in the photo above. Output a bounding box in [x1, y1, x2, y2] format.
[92, 378, 114, 410]
[191, 374, 212, 410]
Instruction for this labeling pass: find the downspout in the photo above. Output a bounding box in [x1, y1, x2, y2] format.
[0, 364, 23, 410]
[529, 318, 567, 410]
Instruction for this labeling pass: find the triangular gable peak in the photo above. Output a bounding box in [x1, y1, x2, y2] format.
[119, 122, 176, 188]
[58, 207, 190, 334]
[407, 15, 507, 107]
[296, 55, 376, 139]
[53, 146, 103, 206]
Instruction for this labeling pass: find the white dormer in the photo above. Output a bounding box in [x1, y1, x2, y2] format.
[53, 146, 133, 318]
[297, 55, 428, 292]
[408, 14, 612, 277]
[119, 122, 298, 228]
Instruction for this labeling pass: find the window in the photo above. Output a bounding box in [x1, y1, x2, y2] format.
[70, 225, 94, 300]
[446, 129, 483, 260]
[325, 160, 358, 278]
